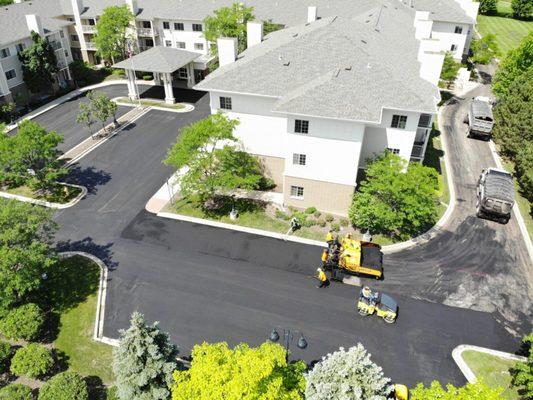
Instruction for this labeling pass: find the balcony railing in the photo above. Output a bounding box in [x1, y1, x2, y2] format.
[57, 59, 67, 69]
[85, 41, 97, 50]
[410, 144, 424, 159]
[82, 25, 97, 34]
[70, 40, 80, 48]
[137, 27, 155, 36]
[49, 41, 62, 51]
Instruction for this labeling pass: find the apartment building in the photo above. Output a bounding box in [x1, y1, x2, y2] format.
[0, 2, 73, 104]
[195, 2, 441, 215]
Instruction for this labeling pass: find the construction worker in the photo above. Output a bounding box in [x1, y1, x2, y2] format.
[361, 286, 377, 304]
[321, 248, 329, 268]
[341, 232, 353, 248]
[315, 267, 330, 288]
[326, 230, 336, 249]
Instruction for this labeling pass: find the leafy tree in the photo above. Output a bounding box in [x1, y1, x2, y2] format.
[18, 32, 58, 94]
[478, 0, 498, 15]
[113, 312, 179, 400]
[512, 0, 532, 19]
[440, 52, 460, 86]
[348, 151, 439, 239]
[0, 303, 45, 341]
[511, 332, 533, 399]
[0, 0, 13, 6]
[0, 384, 33, 400]
[0, 120, 66, 193]
[0, 341, 11, 372]
[493, 32, 533, 97]
[164, 113, 263, 204]
[305, 344, 392, 400]
[411, 380, 502, 399]
[76, 102, 97, 138]
[470, 34, 500, 64]
[0, 103, 16, 124]
[493, 69, 533, 159]
[10, 344, 54, 379]
[516, 144, 533, 202]
[171, 341, 306, 400]
[0, 199, 57, 310]
[94, 5, 134, 63]
[204, 2, 256, 56]
[38, 371, 88, 400]
[88, 91, 118, 132]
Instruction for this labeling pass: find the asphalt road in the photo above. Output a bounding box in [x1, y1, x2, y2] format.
[47, 83, 524, 387]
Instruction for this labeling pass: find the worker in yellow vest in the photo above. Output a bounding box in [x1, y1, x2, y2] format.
[315, 267, 330, 288]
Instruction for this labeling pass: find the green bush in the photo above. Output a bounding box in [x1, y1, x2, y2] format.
[479, 0, 497, 14]
[10, 344, 54, 379]
[340, 218, 349, 227]
[274, 209, 290, 220]
[516, 144, 533, 201]
[305, 207, 317, 215]
[0, 341, 11, 372]
[301, 219, 317, 228]
[313, 210, 321, 218]
[142, 74, 153, 81]
[38, 371, 88, 400]
[0, 384, 33, 400]
[331, 223, 340, 232]
[0, 303, 45, 341]
[112, 68, 124, 76]
[292, 211, 307, 224]
[325, 214, 334, 222]
[317, 219, 326, 228]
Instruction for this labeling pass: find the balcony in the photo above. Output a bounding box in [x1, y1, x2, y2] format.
[70, 40, 80, 48]
[137, 27, 158, 36]
[85, 42, 97, 50]
[49, 41, 62, 51]
[57, 59, 67, 69]
[82, 25, 97, 34]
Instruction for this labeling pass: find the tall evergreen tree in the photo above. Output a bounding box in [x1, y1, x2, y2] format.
[113, 312, 179, 400]
[18, 32, 58, 94]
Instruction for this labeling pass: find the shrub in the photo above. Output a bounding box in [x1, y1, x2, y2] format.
[112, 68, 124, 76]
[478, 0, 497, 14]
[325, 214, 334, 222]
[38, 371, 88, 400]
[317, 219, 326, 228]
[258, 177, 276, 191]
[0, 340, 11, 371]
[142, 74, 153, 81]
[512, 0, 532, 19]
[10, 344, 54, 379]
[0, 384, 33, 400]
[516, 145, 533, 202]
[275, 209, 290, 220]
[313, 210, 321, 218]
[305, 207, 317, 215]
[340, 218, 349, 227]
[331, 223, 340, 232]
[0, 303, 45, 341]
[301, 219, 317, 228]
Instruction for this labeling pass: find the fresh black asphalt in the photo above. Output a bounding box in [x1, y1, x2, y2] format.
[40, 82, 528, 387]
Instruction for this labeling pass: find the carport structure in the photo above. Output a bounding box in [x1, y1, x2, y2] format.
[113, 46, 200, 104]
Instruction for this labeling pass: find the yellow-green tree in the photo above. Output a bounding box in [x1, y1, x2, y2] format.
[411, 380, 502, 399]
[171, 342, 306, 400]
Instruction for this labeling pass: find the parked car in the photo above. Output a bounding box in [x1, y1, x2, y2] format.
[476, 168, 515, 224]
[464, 96, 494, 140]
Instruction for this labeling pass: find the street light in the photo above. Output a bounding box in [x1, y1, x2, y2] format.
[269, 327, 307, 361]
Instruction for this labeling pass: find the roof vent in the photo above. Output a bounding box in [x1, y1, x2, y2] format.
[278, 54, 283, 61]
[293, 33, 298, 37]
[361, 39, 367, 44]
[334, 68, 340, 77]
[367, 63, 372, 69]
[283, 61, 290, 66]
[345, 65, 352, 71]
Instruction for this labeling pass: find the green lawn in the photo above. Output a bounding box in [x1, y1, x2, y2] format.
[5, 184, 81, 204]
[49, 256, 115, 387]
[477, 13, 533, 54]
[462, 350, 520, 399]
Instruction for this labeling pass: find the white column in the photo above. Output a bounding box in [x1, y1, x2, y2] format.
[126, 69, 139, 100]
[154, 72, 162, 85]
[163, 73, 175, 104]
[186, 63, 195, 88]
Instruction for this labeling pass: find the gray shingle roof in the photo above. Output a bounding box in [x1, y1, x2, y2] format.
[0, 0, 72, 46]
[399, 0, 475, 23]
[196, 3, 438, 123]
[112, 45, 200, 73]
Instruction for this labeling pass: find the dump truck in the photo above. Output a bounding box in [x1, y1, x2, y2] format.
[324, 236, 383, 279]
[464, 96, 494, 139]
[476, 168, 515, 224]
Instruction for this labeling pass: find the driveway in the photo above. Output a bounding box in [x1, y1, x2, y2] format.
[48, 85, 520, 386]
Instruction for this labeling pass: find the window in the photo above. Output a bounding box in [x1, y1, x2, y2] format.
[450, 44, 457, 51]
[177, 68, 188, 79]
[165, 40, 172, 47]
[454, 26, 463, 34]
[391, 115, 407, 129]
[176, 41, 186, 49]
[418, 113, 431, 128]
[142, 20, 151, 29]
[0, 48, 11, 58]
[71, 34, 79, 42]
[145, 38, 154, 47]
[387, 148, 400, 155]
[16, 43, 25, 53]
[292, 153, 306, 166]
[67, 17, 74, 22]
[64, 50, 69, 58]
[174, 22, 184, 31]
[192, 23, 203, 32]
[163, 21, 170, 30]
[219, 96, 232, 110]
[88, 18, 95, 26]
[194, 43, 204, 50]
[294, 119, 309, 134]
[5, 69, 16, 80]
[290, 186, 304, 199]
[60, 31, 64, 38]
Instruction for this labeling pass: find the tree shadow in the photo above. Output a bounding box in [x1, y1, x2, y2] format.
[55, 237, 118, 271]
[65, 165, 111, 194]
[422, 129, 445, 175]
[86, 376, 109, 400]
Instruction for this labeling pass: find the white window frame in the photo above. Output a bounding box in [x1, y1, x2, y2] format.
[174, 22, 184, 31]
[454, 26, 463, 34]
[391, 115, 407, 129]
[163, 21, 170, 30]
[176, 41, 186, 49]
[290, 185, 304, 199]
[219, 96, 232, 110]
[194, 43, 204, 51]
[5, 69, 16, 80]
[294, 119, 309, 134]
[177, 68, 188, 79]
[451, 44, 457, 52]
[142, 20, 151, 29]
[165, 40, 172, 47]
[16, 43, 25, 53]
[292, 153, 306, 166]
[192, 23, 203, 32]
[387, 148, 400, 155]
[0, 48, 11, 58]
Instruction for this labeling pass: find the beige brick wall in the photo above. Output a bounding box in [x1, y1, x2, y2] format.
[283, 176, 355, 216]
[254, 154, 284, 192]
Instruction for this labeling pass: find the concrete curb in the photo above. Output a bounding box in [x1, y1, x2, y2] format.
[0, 183, 87, 209]
[452, 344, 527, 383]
[58, 251, 119, 347]
[112, 97, 195, 113]
[5, 80, 151, 133]
[488, 140, 533, 264]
